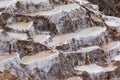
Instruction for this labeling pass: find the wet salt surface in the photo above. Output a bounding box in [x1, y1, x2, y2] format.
[8, 22, 33, 31]
[22, 51, 56, 64]
[75, 64, 103, 73]
[52, 33, 77, 45]
[74, 64, 117, 73]
[113, 55, 120, 61]
[102, 41, 120, 51]
[77, 27, 106, 37]
[33, 34, 50, 43]
[0, 0, 12, 8]
[0, 53, 17, 62]
[17, 0, 48, 3]
[65, 46, 100, 55]
[26, 8, 62, 16]
[7, 32, 28, 40]
[55, 3, 80, 12]
[25, 3, 80, 16]
[78, 46, 100, 53]
[105, 21, 120, 27]
[105, 16, 120, 22]
[0, 29, 3, 33]
[52, 27, 106, 46]
[103, 66, 117, 72]
[67, 76, 82, 80]
[105, 16, 120, 31]
[0, 1, 119, 79]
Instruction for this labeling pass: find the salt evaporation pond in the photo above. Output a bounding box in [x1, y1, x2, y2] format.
[52, 33, 77, 46]
[25, 3, 80, 16]
[0, 53, 17, 62]
[7, 32, 28, 40]
[67, 76, 83, 80]
[8, 22, 33, 31]
[33, 34, 50, 43]
[22, 51, 56, 64]
[77, 27, 106, 37]
[74, 64, 117, 74]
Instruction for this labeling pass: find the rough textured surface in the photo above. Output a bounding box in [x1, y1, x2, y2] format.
[0, 0, 120, 80]
[55, 27, 109, 51]
[88, 0, 120, 17]
[0, 70, 21, 80]
[4, 1, 52, 14]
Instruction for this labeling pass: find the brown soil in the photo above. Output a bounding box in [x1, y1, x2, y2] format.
[0, 70, 20, 80]
[88, 0, 120, 17]
[102, 42, 118, 51]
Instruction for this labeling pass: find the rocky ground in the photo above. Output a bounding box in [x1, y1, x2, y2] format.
[0, 70, 20, 80]
[88, 0, 120, 17]
[0, 0, 120, 80]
